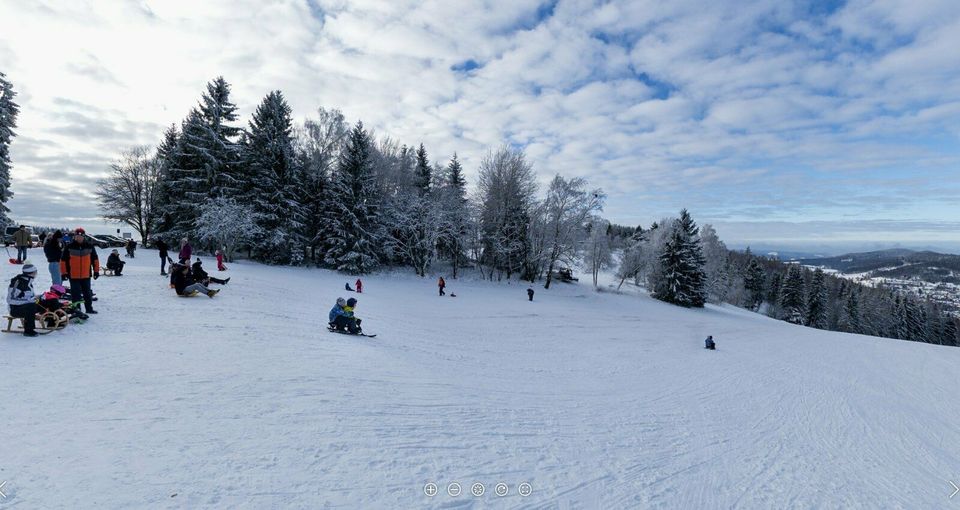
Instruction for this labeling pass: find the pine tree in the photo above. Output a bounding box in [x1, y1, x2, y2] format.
[414, 143, 431, 195]
[766, 272, 782, 314]
[323, 121, 380, 274]
[0, 71, 19, 227]
[743, 259, 765, 310]
[942, 318, 959, 347]
[779, 265, 805, 324]
[805, 268, 827, 328]
[838, 288, 861, 334]
[152, 124, 179, 239]
[198, 77, 242, 198]
[244, 90, 303, 264]
[441, 153, 469, 277]
[164, 110, 205, 241]
[653, 210, 707, 307]
[164, 77, 241, 241]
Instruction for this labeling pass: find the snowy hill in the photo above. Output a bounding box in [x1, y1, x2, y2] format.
[2, 248, 960, 509]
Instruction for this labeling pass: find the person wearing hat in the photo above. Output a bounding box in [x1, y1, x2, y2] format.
[7, 263, 39, 336]
[191, 258, 229, 286]
[43, 230, 64, 285]
[106, 249, 125, 276]
[13, 225, 31, 263]
[60, 227, 100, 314]
[328, 297, 361, 334]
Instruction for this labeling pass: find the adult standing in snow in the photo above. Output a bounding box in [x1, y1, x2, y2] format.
[60, 228, 100, 315]
[527, 287, 534, 301]
[178, 237, 192, 264]
[355, 278, 363, 293]
[39, 231, 47, 246]
[43, 230, 63, 285]
[155, 238, 169, 275]
[438, 276, 446, 296]
[14, 225, 30, 263]
[7, 263, 39, 336]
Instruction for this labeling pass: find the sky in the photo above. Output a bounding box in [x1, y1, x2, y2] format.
[1, 0, 959, 254]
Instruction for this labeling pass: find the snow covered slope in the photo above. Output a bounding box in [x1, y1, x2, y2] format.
[2, 248, 960, 509]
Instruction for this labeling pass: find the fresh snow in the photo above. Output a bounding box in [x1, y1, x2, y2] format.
[2, 248, 960, 508]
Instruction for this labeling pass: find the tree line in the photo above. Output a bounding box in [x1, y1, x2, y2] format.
[613, 216, 960, 346]
[96, 75, 959, 347]
[97, 76, 607, 280]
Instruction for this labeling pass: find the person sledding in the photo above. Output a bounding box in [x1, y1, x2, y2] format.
[7, 263, 40, 336]
[328, 297, 362, 334]
[38, 284, 88, 322]
[106, 249, 125, 275]
[172, 264, 219, 298]
[191, 258, 229, 286]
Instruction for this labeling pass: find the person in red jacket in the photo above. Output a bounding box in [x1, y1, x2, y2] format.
[60, 227, 100, 314]
[355, 278, 363, 293]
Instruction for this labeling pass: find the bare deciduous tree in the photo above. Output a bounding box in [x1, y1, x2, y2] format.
[95, 147, 161, 241]
[541, 175, 605, 289]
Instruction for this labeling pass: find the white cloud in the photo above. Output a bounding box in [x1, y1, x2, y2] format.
[0, 0, 958, 246]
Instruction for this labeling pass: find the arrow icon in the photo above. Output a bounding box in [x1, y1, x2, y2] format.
[950, 480, 959, 499]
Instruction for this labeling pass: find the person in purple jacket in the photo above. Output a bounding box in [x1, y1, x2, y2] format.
[178, 237, 192, 264]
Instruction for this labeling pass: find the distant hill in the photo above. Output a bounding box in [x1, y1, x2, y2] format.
[799, 249, 960, 284]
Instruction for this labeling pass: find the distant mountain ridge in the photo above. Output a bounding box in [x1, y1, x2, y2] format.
[800, 249, 960, 284]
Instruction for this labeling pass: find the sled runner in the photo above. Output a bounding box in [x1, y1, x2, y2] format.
[3, 310, 69, 335]
[327, 327, 376, 338]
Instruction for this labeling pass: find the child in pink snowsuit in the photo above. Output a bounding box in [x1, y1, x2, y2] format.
[216, 249, 227, 271]
[355, 279, 363, 293]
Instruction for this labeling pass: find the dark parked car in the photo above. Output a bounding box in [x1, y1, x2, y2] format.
[96, 234, 128, 247]
[84, 234, 112, 249]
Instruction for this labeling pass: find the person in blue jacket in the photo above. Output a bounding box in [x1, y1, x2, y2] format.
[329, 297, 361, 333]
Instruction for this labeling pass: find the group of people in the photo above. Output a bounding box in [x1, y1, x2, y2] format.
[154, 237, 227, 277]
[7, 227, 101, 336]
[169, 256, 230, 298]
[329, 297, 363, 334]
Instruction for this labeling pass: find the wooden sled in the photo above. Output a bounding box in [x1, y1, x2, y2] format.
[3, 310, 69, 335]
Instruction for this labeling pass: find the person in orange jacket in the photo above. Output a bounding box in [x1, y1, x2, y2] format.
[438, 276, 446, 296]
[60, 227, 100, 314]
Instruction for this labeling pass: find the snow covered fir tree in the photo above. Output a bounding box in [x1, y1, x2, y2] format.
[0, 71, 19, 227]
[92, 76, 960, 349]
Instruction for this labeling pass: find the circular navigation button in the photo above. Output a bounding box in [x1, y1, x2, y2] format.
[495, 483, 509, 497]
[424, 482, 438, 497]
[448, 482, 462, 497]
[471, 482, 485, 497]
[518, 482, 532, 497]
